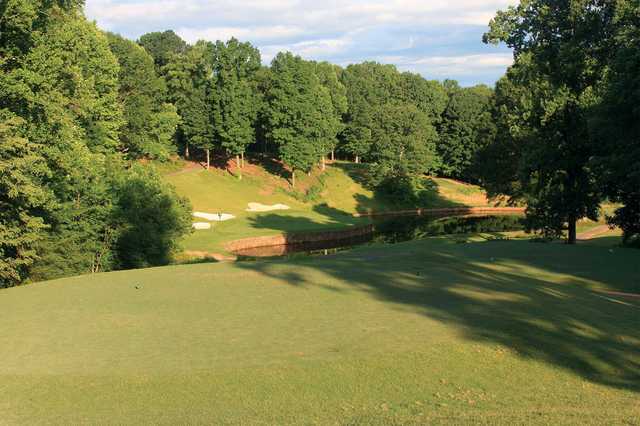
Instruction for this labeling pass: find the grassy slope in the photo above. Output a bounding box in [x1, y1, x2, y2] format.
[2, 238, 638, 424]
[164, 160, 497, 253]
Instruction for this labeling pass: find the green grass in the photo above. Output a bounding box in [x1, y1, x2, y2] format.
[2, 237, 639, 424]
[163, 160, 497, 254]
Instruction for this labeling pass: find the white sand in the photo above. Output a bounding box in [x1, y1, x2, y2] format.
[193, 212, 236, 221]
[192, 222, 212, 230]
[246, 202, 290, 212]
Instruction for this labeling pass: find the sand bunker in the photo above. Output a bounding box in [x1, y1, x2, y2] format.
[192, 222, 212, 230]
[246, 202, 290, 212]
[193, 212, 236, 221]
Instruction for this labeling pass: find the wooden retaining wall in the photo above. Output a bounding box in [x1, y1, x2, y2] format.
[225, 207, 525, 252]
[225, 224, 375, 252]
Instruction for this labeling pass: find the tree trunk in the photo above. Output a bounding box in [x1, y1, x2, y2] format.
[185, 143, 190, 159]
[567, 216, 577, 245]
[236, 154, 242, 180]
[355, 155, 360, 164]
[206, 149, 210, 170]
[291, 170, 296, 188]
[321, 156, 326, 171]
[241, 152, 245, 168]
[331, 150, 335, 161]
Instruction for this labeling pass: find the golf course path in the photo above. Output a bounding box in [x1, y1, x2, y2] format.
[578, 224, 614, 240]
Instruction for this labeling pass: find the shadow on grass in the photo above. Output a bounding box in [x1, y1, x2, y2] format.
[235, 239, 640, 392]
[332, 163, 467, 214]
[252, 153, 290, 182]
[245, 203, 364, 235]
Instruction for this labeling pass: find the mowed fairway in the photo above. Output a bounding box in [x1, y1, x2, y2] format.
[1, 238, 639, 425]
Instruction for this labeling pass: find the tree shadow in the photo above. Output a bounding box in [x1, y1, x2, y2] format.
[233, 238, 640, 392]
[332, 163, 467, 214]
[416, 177, 467, 208]
[252, 153, 290, 181]
[244, 203, 365, 236]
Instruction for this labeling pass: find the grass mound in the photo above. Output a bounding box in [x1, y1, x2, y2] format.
[2, 237, 638, 424]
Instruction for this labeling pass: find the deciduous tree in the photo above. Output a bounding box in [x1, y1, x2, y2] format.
[210, 38, 261, 178]
[108, 33, 180, 159]
[483, 0, 613, 243]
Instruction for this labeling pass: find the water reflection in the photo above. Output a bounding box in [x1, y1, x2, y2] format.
[233, 215, 524, 259]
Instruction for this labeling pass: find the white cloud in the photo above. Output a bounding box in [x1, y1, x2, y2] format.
[261, 37, 353, 62]
[85, 0, 518, 85]
[86, 0, 518, 30]
[380, 53, 514, 77]
[177, 26, 304, 44]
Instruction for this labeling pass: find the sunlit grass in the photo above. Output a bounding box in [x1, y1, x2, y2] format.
[2, 237, 638, 424]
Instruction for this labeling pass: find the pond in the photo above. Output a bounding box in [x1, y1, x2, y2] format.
[232, 215, 525, 259]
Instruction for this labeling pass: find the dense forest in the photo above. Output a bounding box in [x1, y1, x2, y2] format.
[1, 0, 639, 287]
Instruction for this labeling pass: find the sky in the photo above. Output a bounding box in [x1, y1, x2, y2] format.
[85, 0, 518, 87]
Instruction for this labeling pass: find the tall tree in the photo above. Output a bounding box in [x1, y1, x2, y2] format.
[210, 38, 261, 178]
[340, 62, 403, 163]
[164, 41, 215, 167]
[1, 3, 192, 284]
[138, 30, 188, 72]
[400, 72, 448, 125]
[107, 33, 180, 159]
[314, 62, 348, 165]
[0, 0, 87, 285]
[0, 113, 50, 287]
[437, 84, 496, 182]
[368, 103, 439, 201]
[483, 0, 614, 243]
[591, 0, 640, 245]
[265, 52, 335, 187]
[114, 165, 192, 269]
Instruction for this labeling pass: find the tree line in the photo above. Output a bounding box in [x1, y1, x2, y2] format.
[133, 30, 494, 191]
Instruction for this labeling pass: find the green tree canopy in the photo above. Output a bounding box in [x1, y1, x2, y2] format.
[314, 62, 348, 163]
[114, 165, 192, 269]
[482, 0, 613, 243]
[1, 4, 192, 285]
[400, 72, 448, 125]
[437, 84, 496, 182]
[210, 38, 261, 176]
[164, 41, 215, 166]
[368, 103, 439, 201]
[0, 113, 50, 287]
[340, 62, 403, 162]
[591, 0, 640, 244]
[107, 33, 180, 160]
[265, 52, 336, 186]
[138, 30, 188, 71]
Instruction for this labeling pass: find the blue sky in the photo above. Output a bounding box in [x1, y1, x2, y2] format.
[85, 0, 517, 87]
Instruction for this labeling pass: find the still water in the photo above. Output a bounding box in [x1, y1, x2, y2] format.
[232, 215, 524, 259]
